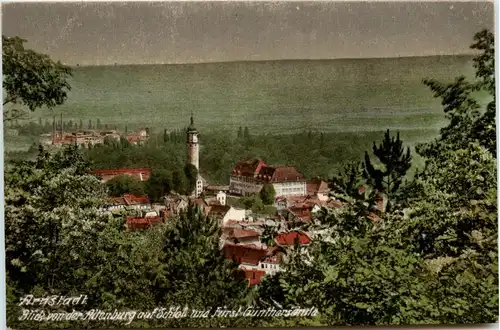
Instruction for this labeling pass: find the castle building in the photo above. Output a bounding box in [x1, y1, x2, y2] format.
[187, 115, 203, 197]
[229, 158, 307, 198]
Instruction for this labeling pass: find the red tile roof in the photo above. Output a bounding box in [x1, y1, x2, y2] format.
[243, 269, 266, 286]
[288, 205, 314, 222]
[307, 178, 330, 195]
[223, 243, 269, 265]
[275, 231, 312, 246]
[89, 168, 152, 182]
[223, 228, 261, 240]
[123, 194, 150, 205]
[231, 159, 267, 177]
[126, 216, 163, 230]
[257, 166, 305, 183]
[231, 159, 305, 183]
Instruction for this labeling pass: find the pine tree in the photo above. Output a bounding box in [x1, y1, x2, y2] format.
[97, 118, 101, 129]
[79, 119, 83, 130]
[330, 161, 365, 199]
[363, 129, 412, 197]
[88, 119, 92, 129]
[163, 129, 168, 143]
[237, 126, 243, 139]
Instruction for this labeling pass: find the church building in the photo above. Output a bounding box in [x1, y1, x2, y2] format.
[187, 115, 204, 197]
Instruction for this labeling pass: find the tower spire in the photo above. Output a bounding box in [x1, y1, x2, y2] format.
[190, 111, 194, 126]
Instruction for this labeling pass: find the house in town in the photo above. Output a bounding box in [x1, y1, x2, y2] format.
[126, 128, 149, 145]
[104, 194, 151, 212]
[241, 269, 266, 287]
[223, 243, 270, 269]
[277, 195, 328, 223]
[191, 197, 212, 216]
[258, 255, 283, 276]
[229, 158, 307, 197]
[306, 178, 330, 201]
[200, 190, 227, 207]
[214, 206, 246, 227]
[274, 231, 312, 247]
[123, 194, 151, 210]
[125, 215, 164, 230]
[222, 244, 286, 286]
[216, 191, 227, 206]
[164, 193, 189, 216]
[105, 196, 128, 212]
[222, 227, 261, 247]
[89, 168, 152, 183]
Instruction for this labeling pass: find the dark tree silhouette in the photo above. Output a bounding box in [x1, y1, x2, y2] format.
[363, 129, 412, 196]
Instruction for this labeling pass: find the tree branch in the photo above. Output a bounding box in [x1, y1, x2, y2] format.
[3, 95, 17, 106]
[3, 108, 29, 123]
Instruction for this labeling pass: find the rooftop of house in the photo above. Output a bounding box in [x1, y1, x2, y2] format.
[123, 194, 150, 205]
[242, 269, 266, 286]
[275, 231, 312, 246]
[208, 204, 232, 217]
[257, 166, 305, 183]
[223, 227, 261, 240]
[231, 158, 305, 183]
[223, 243, 270, 265]
[307, 178, 330, 195]
[231, 158, 267, 178]
[126, 216, 163, 230]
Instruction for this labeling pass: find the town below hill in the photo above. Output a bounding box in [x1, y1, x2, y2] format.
[90, 165, 382, 287]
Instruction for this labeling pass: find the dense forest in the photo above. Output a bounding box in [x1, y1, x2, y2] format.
[3, 30, 497, 328]
[5, 125, 428, 185]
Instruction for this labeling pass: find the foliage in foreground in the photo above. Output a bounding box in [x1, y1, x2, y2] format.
[2, 35, 72, 122]
[257, 29, 498, 325]
[4, 146, 261, 329]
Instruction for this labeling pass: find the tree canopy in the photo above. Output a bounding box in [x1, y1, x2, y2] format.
[2, 35, 72, 122]
[260, 183, 276, 205]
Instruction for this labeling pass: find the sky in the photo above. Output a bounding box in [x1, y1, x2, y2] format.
[1, 1, 494, 65]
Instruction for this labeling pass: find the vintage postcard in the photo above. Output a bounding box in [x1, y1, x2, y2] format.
[1, 0, 497, 328]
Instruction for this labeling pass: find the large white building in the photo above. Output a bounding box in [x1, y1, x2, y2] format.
[229, 158, 307, 198]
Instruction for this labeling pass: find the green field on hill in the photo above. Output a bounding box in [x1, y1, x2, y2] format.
[22, 56, 479, 130]
[5, 55, 487, 155]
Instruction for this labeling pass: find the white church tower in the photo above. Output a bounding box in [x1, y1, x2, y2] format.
[187, 114, 203, 197]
